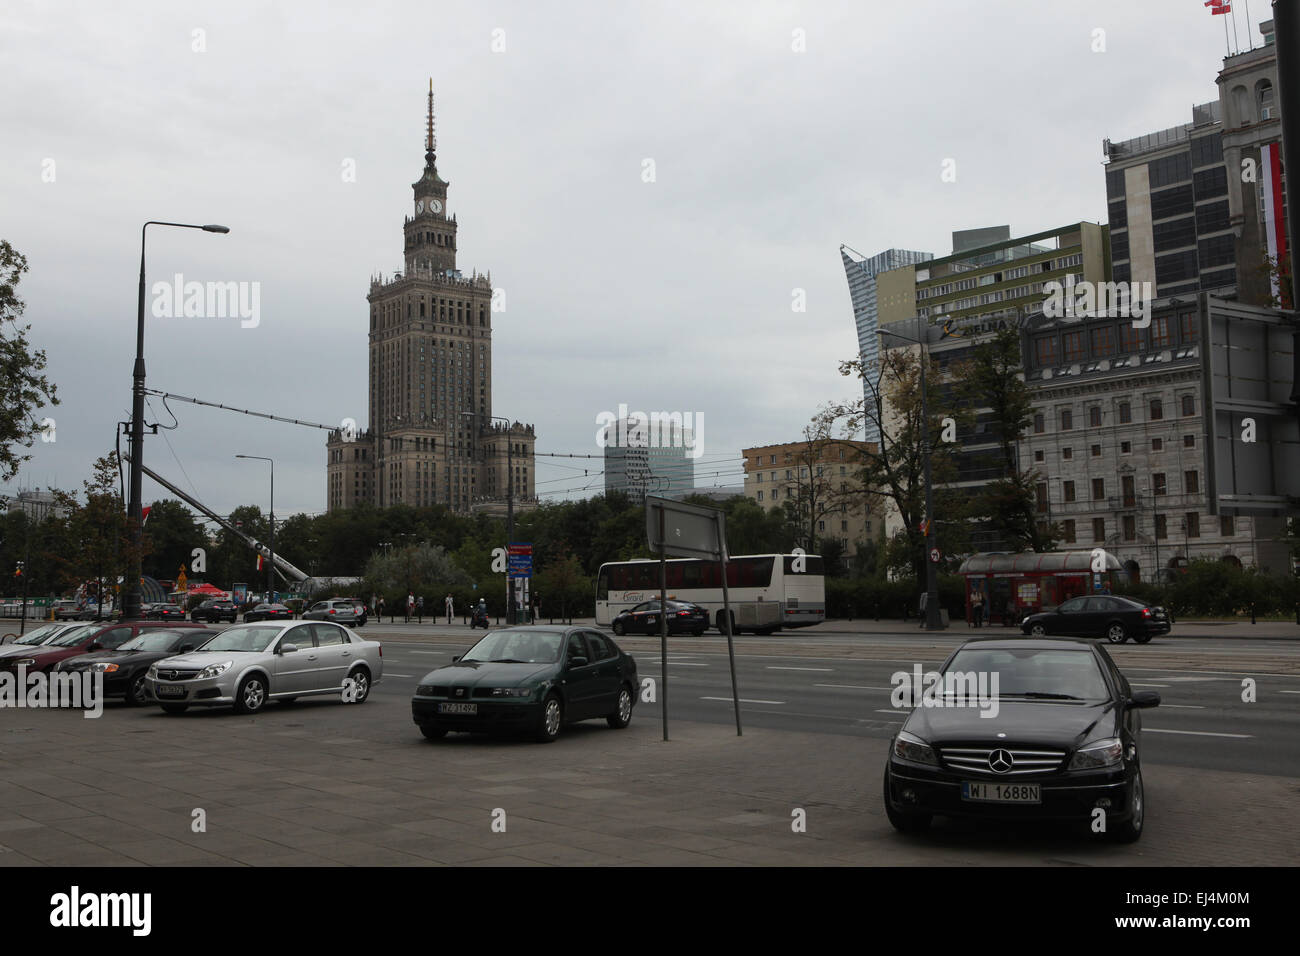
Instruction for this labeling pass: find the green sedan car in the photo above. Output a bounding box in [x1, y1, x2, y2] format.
[412, 626, 639, 743]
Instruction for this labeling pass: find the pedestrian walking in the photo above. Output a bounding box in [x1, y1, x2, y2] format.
[378, 596, 386, 621]
[445, 593, 454, 624]
[918, 591, 928, 629]
[971, 591, 985, 628]
[416, 595, 424, 622]
[407, 591, 415, 622]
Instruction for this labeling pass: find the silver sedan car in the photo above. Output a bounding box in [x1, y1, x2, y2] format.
[143, 620, 382, 715]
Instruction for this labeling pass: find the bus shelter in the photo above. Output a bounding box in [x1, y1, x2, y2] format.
[956, 550, 1122, 626]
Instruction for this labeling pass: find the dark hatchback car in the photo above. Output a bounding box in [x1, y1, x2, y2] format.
[243, 603, 293, 623]
[1021, 595, 1170, 644]
[611, 599, 708, 637]
[56, 628, 217, 705]
[0, 620, 208, 675]
[412, 626, 638, 743]
[884, 637, 1159, 842]
[191, 600, 238, 623]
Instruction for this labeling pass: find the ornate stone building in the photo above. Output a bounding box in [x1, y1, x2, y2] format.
[327, 84, 536, 515]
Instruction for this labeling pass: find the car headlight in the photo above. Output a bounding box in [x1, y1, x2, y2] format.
[9, 658, 35, 667]
[91, 662, 119, 673]
[147, 664, 158, 679]
[892, 730, 938, 766]
[198, 661, 233, 679]
[489, 687, 534, 698]
[1069, 737, 1124, 770]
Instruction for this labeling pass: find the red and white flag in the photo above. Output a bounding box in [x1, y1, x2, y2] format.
[1205, 0, 1232, 14]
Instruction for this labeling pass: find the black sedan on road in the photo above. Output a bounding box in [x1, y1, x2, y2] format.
[412, 626, 639, 743]
[191, 599, 238, 623]
[243, 603, 293, 623]
[884, 636, 1159, 842]
[1021, 595, 1170, 644]
[611, 599, 708, 637]
[55, 628, 216, 705]
[146, 603, 186, 621]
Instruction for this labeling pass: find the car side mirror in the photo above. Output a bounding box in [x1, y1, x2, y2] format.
[569, 656, 588, 668]
[178, 644, 194, 653]
[1130, 690, 1160, 709]
[451, 655, 460, 663]
[281, 643, 298, 654]
[87, 642, 101, 651]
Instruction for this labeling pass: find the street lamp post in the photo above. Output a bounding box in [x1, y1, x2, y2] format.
[235, 456, 274, 602]
[125, 221, 229, 621]
[880, 319, 944, 630]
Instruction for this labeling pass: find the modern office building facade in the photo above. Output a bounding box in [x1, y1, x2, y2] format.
[839, 245, 933, 442]
[601, 418, 694, 501]
[326, 87, 536, 514]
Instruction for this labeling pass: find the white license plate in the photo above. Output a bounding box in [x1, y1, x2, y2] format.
[961, 781, 1041, 803]
[439, 702, 476, 715]
[155, 684, 185, 698]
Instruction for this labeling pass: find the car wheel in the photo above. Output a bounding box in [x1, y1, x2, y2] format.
[234, 674, 267, 714]
[691, 628, 704, 637]
[160, 703, 189, 715]
[420, 725, 447, 740]
[1030, 623, 1046, 636]
[1132, 631, 1153, 645]
[535, 694, 562, 743]
[1106, 622, 1128, 644]
[1109, 769, 1144, 843]
[345, 667, 370, 703]
[612, 620, 625, 636]
[883, 767, 932, 834]
[606, 685, 633, 729]
[125, 673, 148, 706]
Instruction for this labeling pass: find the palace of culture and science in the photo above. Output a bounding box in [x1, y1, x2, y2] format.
[326, 84, 536, 515]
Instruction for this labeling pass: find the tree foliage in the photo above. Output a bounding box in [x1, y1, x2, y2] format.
[0, 240, 59, 486]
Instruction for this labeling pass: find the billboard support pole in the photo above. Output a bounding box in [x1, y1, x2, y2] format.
[718, 518, 742, 736]
[659, 507, 668, 742]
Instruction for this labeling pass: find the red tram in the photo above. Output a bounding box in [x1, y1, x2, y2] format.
[957, 550, 1122, 626]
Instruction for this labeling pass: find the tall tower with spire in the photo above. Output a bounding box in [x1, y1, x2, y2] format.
[326, 83, 536, 516]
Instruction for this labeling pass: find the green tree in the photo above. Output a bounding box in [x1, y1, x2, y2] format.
[141, 498, 203, 581]
[53, 454, 141, 615]
[0, 241, 59, 486]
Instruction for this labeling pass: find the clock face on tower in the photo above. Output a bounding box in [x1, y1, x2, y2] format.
[416, 200, 424, 214]
[430, 199, 443, 213]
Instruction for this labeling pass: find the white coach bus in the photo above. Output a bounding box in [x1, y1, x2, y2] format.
[595, 553, 826, 634]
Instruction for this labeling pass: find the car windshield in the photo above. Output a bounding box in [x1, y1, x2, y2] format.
[194, 625, 282, 653]
[462, 629, 563, 664]
[12, 624, 64, 645]
[946, 647, 1110, 701]
[119, 630, 201, 652]
[50, 625, 99, 646]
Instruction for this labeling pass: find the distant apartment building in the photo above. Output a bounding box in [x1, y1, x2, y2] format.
[840, 245, 934, 442]
[742, 439, 878, 557]
[1016, 294, 1289, 581]
[1102, 18, 1286, 307]
[4, 489, 66, 523]
[602, 417, 695, 502]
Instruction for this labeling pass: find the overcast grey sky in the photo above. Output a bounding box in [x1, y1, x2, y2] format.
[1, 0, 1270, 517]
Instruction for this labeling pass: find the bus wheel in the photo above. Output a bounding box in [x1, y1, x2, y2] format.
[715, 611, 735, 634]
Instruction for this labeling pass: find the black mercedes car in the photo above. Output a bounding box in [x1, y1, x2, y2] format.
[412, 626, 639, 743]
[191, 599, 238, 623]
[55, 628, 216, 705]
[611, 599, 708, 636]
[1021, 594, 1170, 644]
[883, 637, 1159, 842]
[146, 603, 186, 621]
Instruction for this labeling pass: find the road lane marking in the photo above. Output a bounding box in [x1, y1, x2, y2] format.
[767, 666, 833, 672]
[875, 709, 906, 715]
[1279, 690, 1300, 695]
[1130, 683, 1170, 687]
[642, 661, 709, 666]
[409, 650, 447, 655]
[1157, 704, 1205, 709]
[815, 683, 896, 690]
[700, 696, 785, 705]
[382, 673, 413, 678]
[1145, 728, 1252, 738]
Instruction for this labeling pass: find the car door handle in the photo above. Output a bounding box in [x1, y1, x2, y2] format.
[341, 650, 351, 657]
[307, 654, 318, 661]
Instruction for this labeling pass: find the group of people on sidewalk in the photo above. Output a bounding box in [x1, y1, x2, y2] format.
[366, 593, 492, 624]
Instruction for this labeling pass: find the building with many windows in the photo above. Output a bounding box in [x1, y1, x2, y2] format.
[326, 86, 535, 514]
[742, 439, 878, 557]
[1017, 295, 1289, 581]
[601, 418, 695, 501]
[840, 244, 933, 442]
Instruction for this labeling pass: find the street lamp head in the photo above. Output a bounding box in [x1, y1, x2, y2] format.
[202, 225, 231, 234]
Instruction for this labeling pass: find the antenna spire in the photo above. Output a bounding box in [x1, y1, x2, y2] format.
[425, 79, 436, 166]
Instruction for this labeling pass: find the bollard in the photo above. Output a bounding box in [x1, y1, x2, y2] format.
[1250, 602, 1256, 625]
[874, 602, 880, 622]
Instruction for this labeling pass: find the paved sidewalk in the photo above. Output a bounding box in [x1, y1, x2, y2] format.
[0, 704, 1295, 866]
